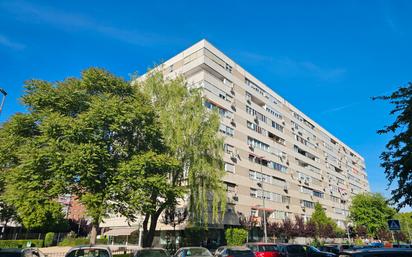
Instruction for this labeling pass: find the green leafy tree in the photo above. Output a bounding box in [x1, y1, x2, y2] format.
[394, 212, 412, 241]
[0, 68, 175, 244]
[135, 72, 226, 234]
[309, 202, 337, 238]
[349, 193, 396, 237]
[372, 83, 412, 209]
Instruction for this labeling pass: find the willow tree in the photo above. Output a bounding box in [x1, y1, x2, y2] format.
[135, 71, 226, 229]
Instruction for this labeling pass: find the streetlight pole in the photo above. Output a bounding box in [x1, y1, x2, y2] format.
[0, 88, 7, 116]
[257, 155, 267, 243]
[257, 182, 267, 243]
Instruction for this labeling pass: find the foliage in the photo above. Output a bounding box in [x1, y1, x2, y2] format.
[225, 228, 248, 246]
[355, 225, 368, 238]
[182, 226, 207, 246]
[376, 228, 392, 241]
[309, 203, 337, 238]
[135, 71, 226, 245]
[394, 212, 412, 238]
[44, 232, 55, 247]
[354, 238, 364, 246]
[0, 240, 43, 248]
[137, 71, 226, 225]
[58, 236, 108, 246]
[373, 83, 412, 209]
[349, 193, 395, 237]
[0, 68, 175, 244]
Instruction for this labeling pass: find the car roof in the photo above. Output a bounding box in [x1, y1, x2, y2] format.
[138, 248, 166, 251]
[178, 247, 208, 250]
[226, 247, 251, 250]
[246, 243, 277, 245]
[68, 245, 111, 251]
[0, 249, 25, 253]
[343, 248, 412, 253]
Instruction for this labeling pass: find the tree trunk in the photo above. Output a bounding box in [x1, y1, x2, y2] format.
[90, 222, 98, 245]
[143, 210, 163, 247]
[0, 220, 7, 239]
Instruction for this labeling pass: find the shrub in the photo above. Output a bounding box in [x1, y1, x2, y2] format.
[44, 232, 55, 247]
[225, 228, 248, 246]
[58, 237, 107, 246]
[0, 240, 43, 248]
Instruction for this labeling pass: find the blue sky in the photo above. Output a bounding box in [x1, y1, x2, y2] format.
[0, 1, 411, 206]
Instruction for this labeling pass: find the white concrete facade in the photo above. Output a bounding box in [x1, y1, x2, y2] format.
[102, 39, 369, 230]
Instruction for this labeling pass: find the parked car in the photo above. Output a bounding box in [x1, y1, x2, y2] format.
[319, 245, 356, 254]
[277, 244, 336, 257]
[174, 247, 212, 257]
[245, 243, 280, 257]
[65, 245, 112, 257]
[392, 243, 411, 248]
[214, 246, 254, 257]
[0, 248, 46, 257]
[338, 248, 412, 256]
[134, 248, 170, 257]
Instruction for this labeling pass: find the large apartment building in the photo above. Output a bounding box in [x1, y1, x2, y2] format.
[102, 39, 369, 241]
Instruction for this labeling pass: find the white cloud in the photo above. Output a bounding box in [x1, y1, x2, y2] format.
[237, 51, 346, 82]
[0, 34, 25, 50]
[0, 0, 181, 46]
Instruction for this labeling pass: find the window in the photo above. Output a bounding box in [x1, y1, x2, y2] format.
[250, 188, 257, 198]
[247, 137, 270, 152]
[224, 162, 235, 173]
[224, 144, 235, 154]
[246, 106, 267, 123]
[225, 63, 232, 73]
[313, 190, 324, 198]
[220, 124, 234, 136]
[300, 186, 312, 195]
[247, 121, 267, 136]
[266, 106, 283, 120]
[330, 195, 340, 203]
[282, 195, 291, 204]
[301, 200, 315, 209]
[271, 210, 286, 220]
[205, 101, 232, 119]
[225, 182, 237, 193]
[272, 121, 284, 132]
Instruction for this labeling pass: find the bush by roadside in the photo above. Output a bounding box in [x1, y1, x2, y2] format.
[44, 232, 55, 247]
[57, 237, 107, 246]
[0, 239, 44, 248]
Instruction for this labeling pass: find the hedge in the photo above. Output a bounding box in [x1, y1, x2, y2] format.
[58, 237, 108, 246]
[0, 240, 44, 248]
[225, 228, 248, 246]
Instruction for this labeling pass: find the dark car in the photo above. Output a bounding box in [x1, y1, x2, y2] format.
[338, 248, 412, 257]
[65, 245, 112, 257]
[214, 246, 255, 257]
[246, 243, 280, 257]
[277, 245, 336, 257]
[319, 245, 355, 255]
[174, 247, 212, 257]
[134, 248, 170, 257]
[0, 248, 46, 257]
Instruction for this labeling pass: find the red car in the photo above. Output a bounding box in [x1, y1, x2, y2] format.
[246, 243, 280, 257]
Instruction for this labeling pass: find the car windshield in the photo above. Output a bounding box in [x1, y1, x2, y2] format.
[184, 249, 211, 257]
[66, 249, 110, 257]
[0, 253, 22, 257]
[137, 250, 168, 257]
[258, 245, 277, 252]
[286, 246, 305, 253]
[307, 246, 320, 253]
[227, 250, 254, 257]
